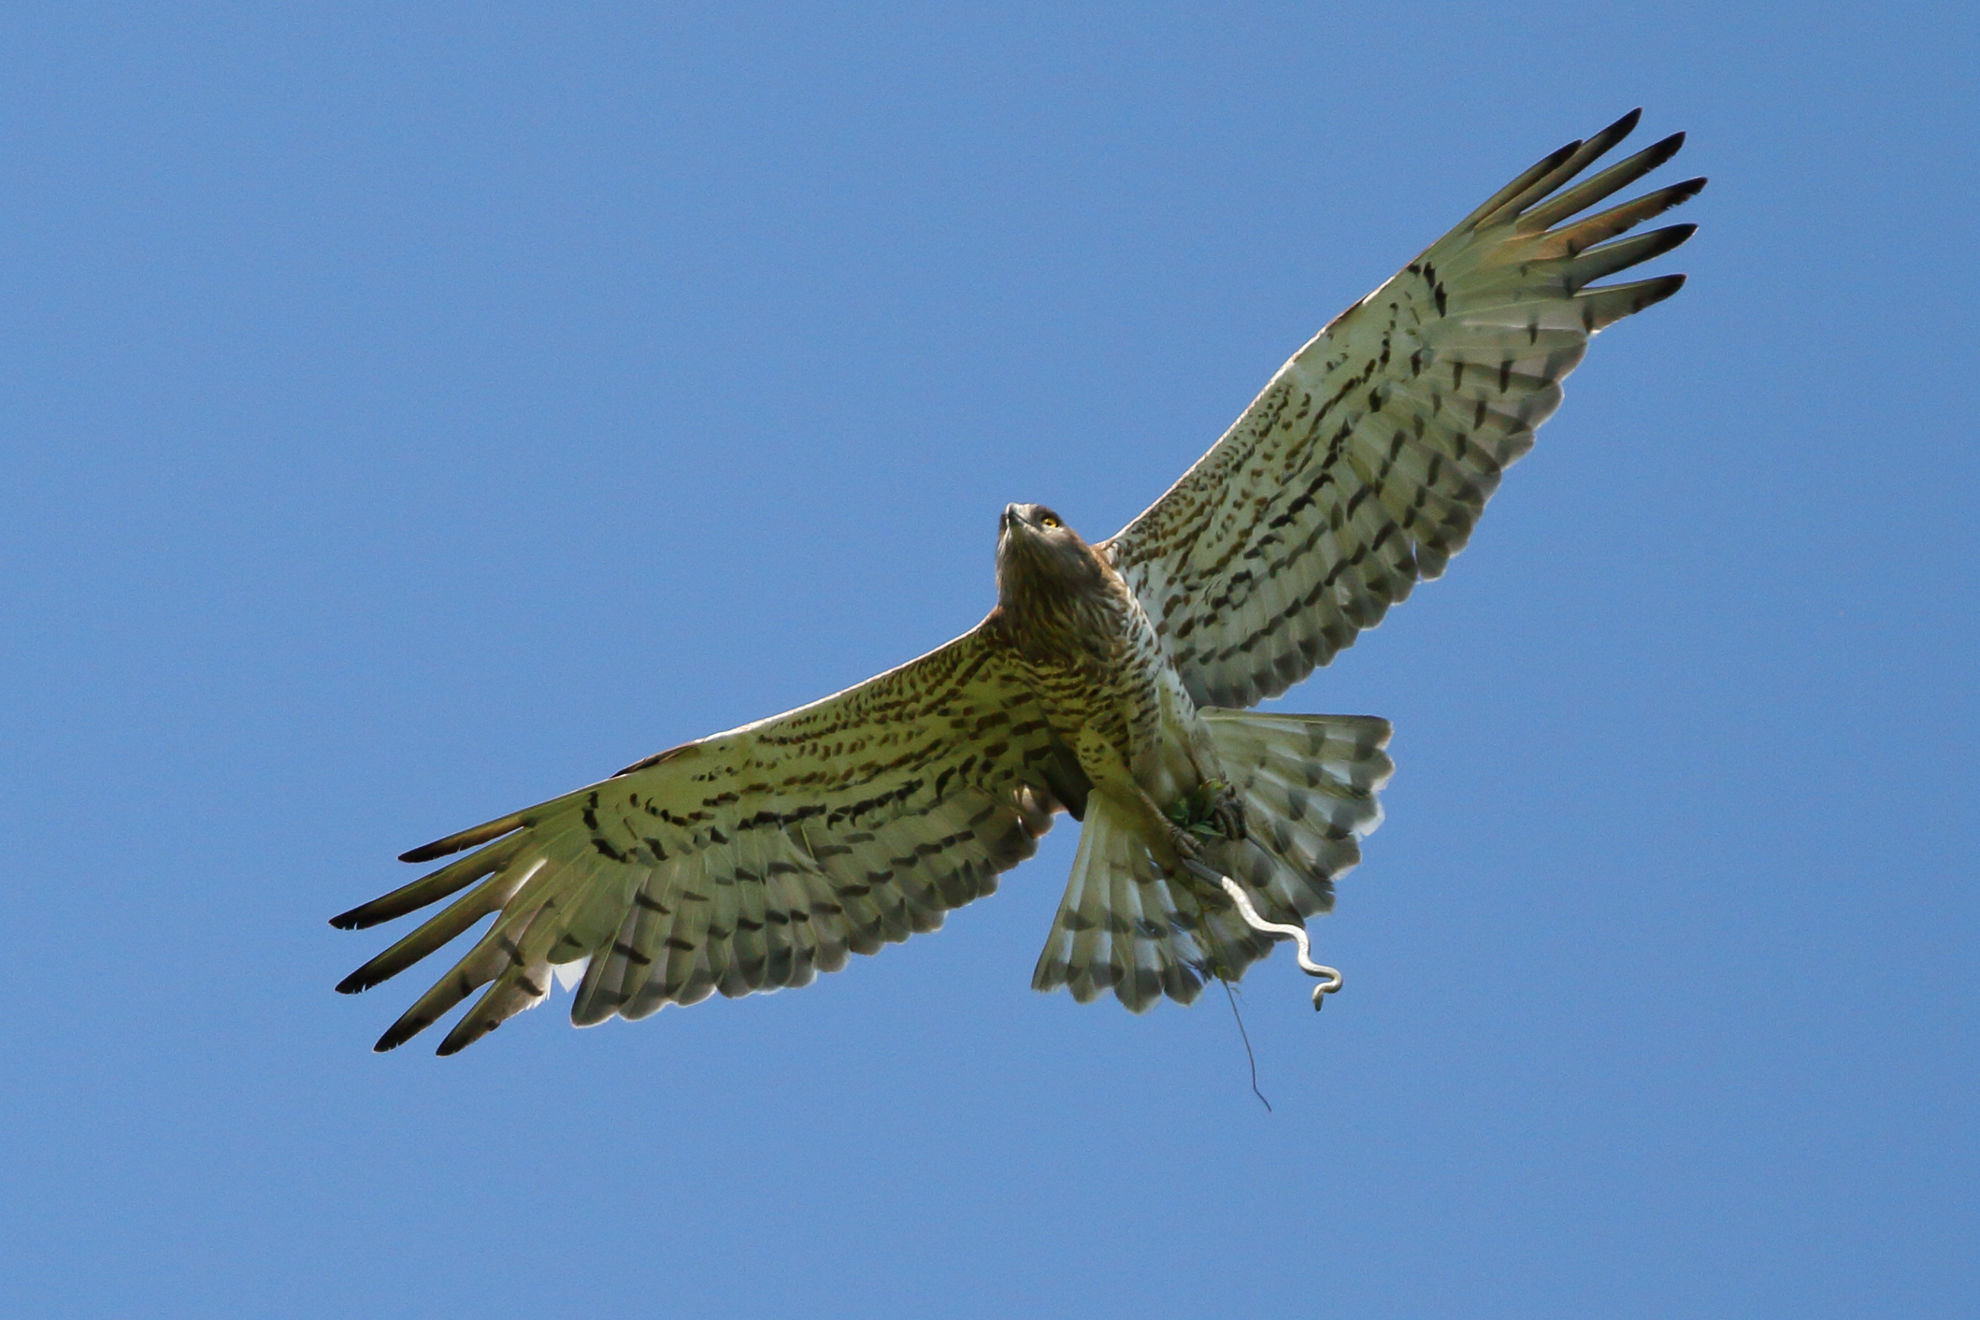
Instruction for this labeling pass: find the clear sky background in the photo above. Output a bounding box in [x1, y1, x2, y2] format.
[4, 4, 1973, 1316]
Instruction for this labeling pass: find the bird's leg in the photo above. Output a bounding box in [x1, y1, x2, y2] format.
[1075, 726, 1208, 872]
[1173, 713, 1245, 842]
[1096, 781, 1205, 872]
[1149, 788, 1207, 869]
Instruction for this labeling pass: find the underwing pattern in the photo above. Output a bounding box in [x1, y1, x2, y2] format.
[334, 111, 1702, 1052]
[1107, 111, 1702, 707]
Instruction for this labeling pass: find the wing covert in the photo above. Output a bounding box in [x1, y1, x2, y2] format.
[331, 625, 1081, 1053]
[1105, 109, 1704, 708]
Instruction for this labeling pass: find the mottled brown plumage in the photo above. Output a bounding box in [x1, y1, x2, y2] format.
[334, 111, 1701, 1051]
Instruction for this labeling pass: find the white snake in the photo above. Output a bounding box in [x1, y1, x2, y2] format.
[1213, 871, 1344, 1009]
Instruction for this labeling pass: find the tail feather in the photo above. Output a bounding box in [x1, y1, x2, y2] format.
[1031, 711, 1393, 1010]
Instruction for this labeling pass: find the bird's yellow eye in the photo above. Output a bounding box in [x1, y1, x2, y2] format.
[1040, 514, 1060, 529]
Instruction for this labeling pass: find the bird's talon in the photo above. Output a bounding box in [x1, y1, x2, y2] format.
[1211, 790, 1247, 841]
[1165, 821, 1204, 862]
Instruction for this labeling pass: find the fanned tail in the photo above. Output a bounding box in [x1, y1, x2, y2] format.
[1030, 711, 1393, 1009]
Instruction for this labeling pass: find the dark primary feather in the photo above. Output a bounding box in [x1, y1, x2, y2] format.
[1105, 110, 1704, 709]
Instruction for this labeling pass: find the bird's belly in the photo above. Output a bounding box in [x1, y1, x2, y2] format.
[1026, 649, 1216, 809]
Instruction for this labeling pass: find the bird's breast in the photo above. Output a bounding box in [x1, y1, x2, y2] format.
[1001, 578, 1201, 789]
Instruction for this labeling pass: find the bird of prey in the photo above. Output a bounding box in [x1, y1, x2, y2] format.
[333, 110, 1703, 1054]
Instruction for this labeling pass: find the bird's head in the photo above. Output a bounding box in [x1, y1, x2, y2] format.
[996, 502, 1108, 611]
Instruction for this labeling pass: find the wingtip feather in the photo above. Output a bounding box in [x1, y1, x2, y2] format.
[1583, 272, 1688, 330]
[373, 1012, 428, 1053]
[436, 1009, 501, 1056]
[1625, 130, 1687, 181]
[1566, 109, 1643, 171]
[399, 810, 526, 863]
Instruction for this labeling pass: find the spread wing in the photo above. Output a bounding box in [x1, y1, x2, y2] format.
[1105, 110, 1704, 708]
[332, 624, 1086, 1054]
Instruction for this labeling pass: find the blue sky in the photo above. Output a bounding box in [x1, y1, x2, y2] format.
[4, 4, 1974, 1316]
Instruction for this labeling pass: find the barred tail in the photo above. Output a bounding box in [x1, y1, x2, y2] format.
[1030, 711, 1393, 1010]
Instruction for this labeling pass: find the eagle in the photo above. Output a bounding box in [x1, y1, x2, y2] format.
[333, 110, 1703, 1054]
